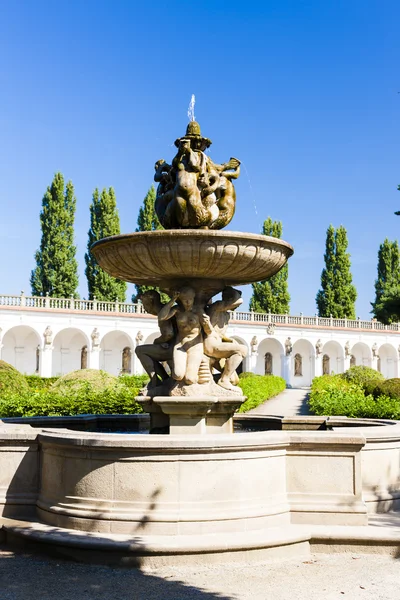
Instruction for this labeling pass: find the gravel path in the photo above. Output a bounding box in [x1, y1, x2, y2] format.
[247, 387, 310, 417]
[0, 548, 398, 600]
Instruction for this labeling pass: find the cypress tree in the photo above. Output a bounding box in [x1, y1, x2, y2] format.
[371, 239, 400, 323]
[85, 187, 127, 302]
[316, 225, 357, 318]
[31, 172, 79, 297]
[132, 186, 167, 302]
[249, 217, 290, 313]
[136, 185, 161, 233]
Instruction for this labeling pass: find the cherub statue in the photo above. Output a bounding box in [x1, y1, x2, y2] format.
[158, 286, 204, 385]
[203, 287, 247, 389]
[135, 291, 176, 389]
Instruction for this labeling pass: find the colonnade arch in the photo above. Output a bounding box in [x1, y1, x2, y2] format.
[321, 341, 345, 375]
[378, 343, 398, 379]
[2, 326, 41, 374]
[52, 328, 90, 376]
[292, 339, 314, 386]
[350, 342, 372, 368]
[100, 330, 134, 376]
[256, 338, 284, 377]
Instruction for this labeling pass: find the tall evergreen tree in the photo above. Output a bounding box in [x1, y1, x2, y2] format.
[136, 185, 161, 233]
[132, 186, 167, 302]
[316, 225, 336, 317]
[31, 172, 79, 297]
[316, 225, 357, 318]
[371, 238, 400, 322]
[85, 187, 127, 302]
[249, 217, 290, 313]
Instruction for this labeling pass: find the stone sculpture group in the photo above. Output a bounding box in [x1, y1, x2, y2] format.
[134, 121, 248, 397]
[154, 121, 240, 230]
[136, 286, 247, 395]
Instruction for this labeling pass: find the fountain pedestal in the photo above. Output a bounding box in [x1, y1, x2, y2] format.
[139, 396, 245, 434]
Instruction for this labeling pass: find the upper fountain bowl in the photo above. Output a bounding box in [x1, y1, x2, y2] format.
[91, 230, 293, 295]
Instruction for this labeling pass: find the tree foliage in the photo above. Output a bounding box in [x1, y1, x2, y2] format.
[370, 238, 400, 323]
[31, 172, 79, 297]
[249, 217, 290, 314]
[132, 186, 168, 302]
[136, 185, 161, 233]
[85, 187, 127, 301]
[316, 224, 357, 318]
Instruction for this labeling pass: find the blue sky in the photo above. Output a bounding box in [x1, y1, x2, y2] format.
[0, 0, 399, 317]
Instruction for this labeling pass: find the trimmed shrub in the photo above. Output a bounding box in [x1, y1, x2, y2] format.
[340, 365, 384, 387]
[51, 369, 119, 394]
[364, 378, 400, 401]
[25, 375, 59, 390]
[238, 374, 286, 413]
[0, 361, 29, 395]
[0, 387, 143, 418]
[309, 374, 400, 419]
[118, 374, 149, 389]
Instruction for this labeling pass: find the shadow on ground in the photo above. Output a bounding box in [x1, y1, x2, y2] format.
[0, 545, 237, 600]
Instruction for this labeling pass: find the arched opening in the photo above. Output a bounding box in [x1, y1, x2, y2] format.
[256, 338, 284, 377]
[265, 352, 273, 375]
[350, 343, 372, 368]
[52, 329, 90, 376]
[321, 341, 345, 375]
[378, 344, 398, 379]
[323, 354, 330, 375]
[100, 330, 134, 376]
[2, 326, 41, 374]
[291, 339, 314, 387]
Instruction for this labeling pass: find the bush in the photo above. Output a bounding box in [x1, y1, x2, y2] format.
[364, 378, 400, 401]
[238, 374, 286, 413]
[51, 369, 119, 394]
[25, 375, 60, 390]
[340, 365, 384, 387]
[0, 361, 29, 395]
[118, 374, 149, 389]
[309, 374, 400, 419]
[0, 369, 149, 418]
[0, 387, 144, 418]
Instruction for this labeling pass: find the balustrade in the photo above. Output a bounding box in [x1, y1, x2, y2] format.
[1, 293, 400, 332]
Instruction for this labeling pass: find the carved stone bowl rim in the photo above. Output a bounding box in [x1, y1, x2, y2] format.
[91, 230, 294, 296]
[92, 229, 294, 254]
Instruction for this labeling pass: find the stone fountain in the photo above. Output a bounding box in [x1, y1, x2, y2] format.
[92, 119, 293, 435]
[2, 116, 387, 567]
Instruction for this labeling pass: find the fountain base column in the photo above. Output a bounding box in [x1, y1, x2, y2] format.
[147, 396, 245, 435]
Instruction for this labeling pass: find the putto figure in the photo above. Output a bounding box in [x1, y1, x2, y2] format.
[154, 121, 240, 230]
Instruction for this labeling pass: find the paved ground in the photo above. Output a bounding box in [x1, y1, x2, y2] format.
[0, 547, 399, 600]
[247, 387, 310, 417]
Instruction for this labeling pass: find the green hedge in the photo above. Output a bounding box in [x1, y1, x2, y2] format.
[0, 372, 148, 418]
[238, 374, 286, 413]
[0, 361, 29, 395]
[309, 373, 400, 420]
[25, 375, 60, 389]
[339, 365, 384, 386]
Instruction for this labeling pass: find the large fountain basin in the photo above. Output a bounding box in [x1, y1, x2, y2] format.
[91, 230, 294, 293]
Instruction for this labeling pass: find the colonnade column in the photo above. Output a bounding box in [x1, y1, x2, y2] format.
[248, 351, 257, 374]
[283, 353, 291, 387]
[314, 355, 322, 378]
[89, 346, 100, 370]
[40, 345, 53, 377]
